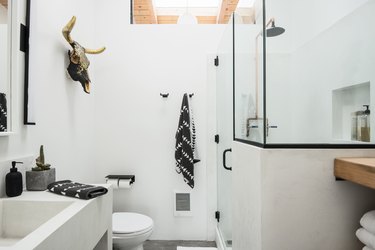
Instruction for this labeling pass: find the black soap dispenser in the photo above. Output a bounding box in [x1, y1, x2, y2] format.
[6, 161, 23, 197]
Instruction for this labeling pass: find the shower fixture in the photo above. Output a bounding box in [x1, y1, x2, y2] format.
[246, 118, 259, 137]
[265, 18, 285, 37]
[246, 18, 284, 137]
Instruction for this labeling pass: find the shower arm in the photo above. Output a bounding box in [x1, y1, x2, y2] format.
[255, 17, 275, 39]
[253, 17, 275, 119]
[246, 18, 276, 137]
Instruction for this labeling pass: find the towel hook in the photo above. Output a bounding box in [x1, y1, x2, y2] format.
[189, 93, 194, 98]
[160, 93, 169, 98]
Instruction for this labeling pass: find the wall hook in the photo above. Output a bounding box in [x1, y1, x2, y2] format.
[189, 93, 194, 98]
[160, 93, 169, 98]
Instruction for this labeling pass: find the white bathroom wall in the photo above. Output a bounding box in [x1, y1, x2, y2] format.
[289, 0, 368, 52]
[266, 0, 369, 53]
[0, 0, 100, 192]
[0, 0, 225, 241]
[232, 142, 375, 250]
[92, 0, 225, 240]
[26, 0, 102, 181]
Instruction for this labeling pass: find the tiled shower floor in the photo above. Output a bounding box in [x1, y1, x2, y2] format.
[143, 240, 217, 250]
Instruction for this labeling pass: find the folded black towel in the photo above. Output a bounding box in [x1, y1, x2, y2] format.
[47, 180, 108, 200]
[0, 93, 7, 132]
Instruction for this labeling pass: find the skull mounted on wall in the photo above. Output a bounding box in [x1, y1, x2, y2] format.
[62, 16, 105, 94]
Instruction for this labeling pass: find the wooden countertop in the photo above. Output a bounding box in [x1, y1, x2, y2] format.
[334, 158, 375, 189]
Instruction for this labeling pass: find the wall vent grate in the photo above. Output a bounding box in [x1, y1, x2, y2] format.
[176, 193, 190, 211]
[174, 191, 192, 216]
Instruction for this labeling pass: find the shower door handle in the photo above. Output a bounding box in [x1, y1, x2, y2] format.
[223, 148, 232, 171]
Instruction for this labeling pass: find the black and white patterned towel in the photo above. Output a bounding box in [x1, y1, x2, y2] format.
[0, 93, 7, 132]
[189, 95, 200, 164]
[47, 180, 108, 200]
[175, 93, 198, 189]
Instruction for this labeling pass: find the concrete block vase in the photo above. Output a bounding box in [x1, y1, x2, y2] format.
[26, 168, 56, 191]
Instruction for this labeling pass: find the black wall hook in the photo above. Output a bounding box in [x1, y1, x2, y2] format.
[189, 93, 194, 98]
[160, 93, 169, 98]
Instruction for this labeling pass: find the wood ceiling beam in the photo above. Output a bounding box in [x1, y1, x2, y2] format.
[197, 16, 217, 24]
[218, 0, 240, 24]
[133, 0, 157, 24]
[157, 16, 178, 24]
[0, 0, 8, 8]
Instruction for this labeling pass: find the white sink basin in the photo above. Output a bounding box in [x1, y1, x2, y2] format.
[0, 200, 73, 246]
[0, 188, 112, 250]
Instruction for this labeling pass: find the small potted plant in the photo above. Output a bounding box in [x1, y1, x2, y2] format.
[26, 145, 56, 191]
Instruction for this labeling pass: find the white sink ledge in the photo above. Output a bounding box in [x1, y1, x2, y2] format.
[0, 185, 112, 250]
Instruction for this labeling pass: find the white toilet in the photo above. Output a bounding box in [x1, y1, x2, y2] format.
[112, 212, 154, 250]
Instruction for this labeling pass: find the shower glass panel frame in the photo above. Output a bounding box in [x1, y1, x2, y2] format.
[233, 0, 375, 148]
[216, 15, 234, 250]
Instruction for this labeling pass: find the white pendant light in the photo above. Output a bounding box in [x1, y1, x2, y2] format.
[177, 13, 198, 24]
[177, 0, 198, 24]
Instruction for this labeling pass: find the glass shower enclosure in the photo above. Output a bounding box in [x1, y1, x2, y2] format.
[233, 0, 375, 147]
[216, 0, 375, 248]
[216, 0, 375, 247]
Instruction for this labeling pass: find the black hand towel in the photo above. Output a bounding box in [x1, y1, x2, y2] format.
[0, 93, 7, 132]
[175, 94, 194, 188]
[47, 180, 108, 200]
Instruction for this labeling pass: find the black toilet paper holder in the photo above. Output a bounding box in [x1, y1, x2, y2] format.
[105, 175, 135, 184]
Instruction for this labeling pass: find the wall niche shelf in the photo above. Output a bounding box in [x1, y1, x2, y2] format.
[332, 82, 370, 142]
[334, 157, 375, 189]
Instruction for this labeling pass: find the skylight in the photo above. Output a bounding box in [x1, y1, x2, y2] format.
[153, 0, 255, 8]
[154, 0, 220, 8]
[132, 0, 256, 25]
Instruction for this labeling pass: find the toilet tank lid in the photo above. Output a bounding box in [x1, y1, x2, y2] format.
[113, 212, 153, 234]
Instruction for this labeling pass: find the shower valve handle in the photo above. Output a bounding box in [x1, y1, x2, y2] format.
[266, 119, 278, 137]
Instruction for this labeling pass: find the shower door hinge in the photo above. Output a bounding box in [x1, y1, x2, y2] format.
[215, 211, 220, 222]
[215, 134, 220, 144]
[214, 56, 219, 66]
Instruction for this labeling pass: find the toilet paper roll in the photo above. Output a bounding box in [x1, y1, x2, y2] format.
[118, 179, 132, 189]
[106, 178, 119, 189]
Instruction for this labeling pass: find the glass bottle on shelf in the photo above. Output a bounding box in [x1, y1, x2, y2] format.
[358, 105, 370, 142]
[351, 111, 358, 141]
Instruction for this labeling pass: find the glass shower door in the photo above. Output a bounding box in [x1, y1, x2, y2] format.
[216, 16, 234, 250]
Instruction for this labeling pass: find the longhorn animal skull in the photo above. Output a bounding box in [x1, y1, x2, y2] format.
[62, 16, 105, 94]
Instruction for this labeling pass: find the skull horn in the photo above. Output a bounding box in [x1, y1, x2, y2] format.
[62, 16, 76, 44]
[62, 16, 106, 54]
[84, 47, 106, 54]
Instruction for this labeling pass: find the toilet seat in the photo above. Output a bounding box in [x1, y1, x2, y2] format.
[113, 212, 153, 235]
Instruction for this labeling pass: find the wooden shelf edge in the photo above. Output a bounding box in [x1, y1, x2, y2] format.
[334, 158, 375, 189]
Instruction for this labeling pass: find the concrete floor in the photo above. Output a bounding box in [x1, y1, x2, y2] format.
[143, 240, 217, 250]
